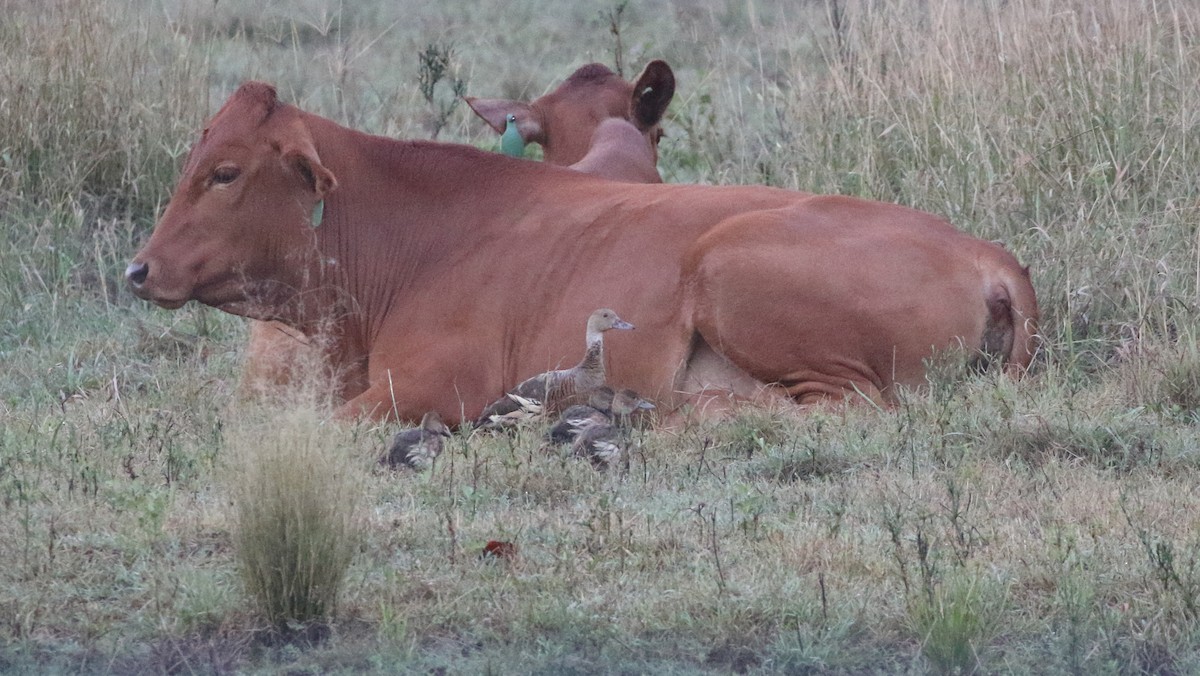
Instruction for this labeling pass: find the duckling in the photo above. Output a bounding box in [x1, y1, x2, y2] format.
[612, 388, 656, 428]
[476, 308, 634, 426]
[571, 389, 655, 469]
[546, 386, 616, 445]
[380, 411, 452, 471]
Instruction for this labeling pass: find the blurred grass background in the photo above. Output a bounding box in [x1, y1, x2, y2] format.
[2, 0, 1200, 672]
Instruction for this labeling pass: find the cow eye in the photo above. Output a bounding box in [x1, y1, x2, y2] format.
[211, 165, 241, 185]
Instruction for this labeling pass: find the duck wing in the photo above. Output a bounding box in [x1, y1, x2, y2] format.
[401, 436, 442, 471]
[476, 373, 552, 424]
[571, 423, 624, 468]
[381, 428, 424, 468]
[547, 405, 611, 444]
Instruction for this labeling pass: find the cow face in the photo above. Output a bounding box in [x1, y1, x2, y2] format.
[466, 60, 675, 166]
[126, 82, 337, 320]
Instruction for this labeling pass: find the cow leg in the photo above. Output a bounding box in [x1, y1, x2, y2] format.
[336, 383, 400, 421]
[685, 272, 900, 407]
[674, 333, 795, 408]
[241, 320, 371, 401]
[240, 320, 312, 395]
[336, 380, 468, 425]
[336, 374, 481, 427]
[335, 331, 503, 426]
[681, 208, 994, 407]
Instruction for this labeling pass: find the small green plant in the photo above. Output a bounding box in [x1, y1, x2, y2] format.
[983, 414, 1160, 473]
[750, 423, 850, 484]
[228, 404, 363, 630]
[941, 473, 981, 566]
[713, 408, 787, 459]
[1152, 338, 1200, 416]
[601, 2, 630, 78]
[908, 574, 1005, 675]
[1121, 494, 1200, 621]
[417, 42, 467, 139]
[1158, 362, 1200, 414]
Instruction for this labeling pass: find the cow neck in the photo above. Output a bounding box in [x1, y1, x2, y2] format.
[297, 112, 537, 348]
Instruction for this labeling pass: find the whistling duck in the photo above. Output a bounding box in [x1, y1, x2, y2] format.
[546, 385, 616, 445]
[477, 308, 634, 426]
[380, 411, 452, 471]
[571, 389, 655, 468]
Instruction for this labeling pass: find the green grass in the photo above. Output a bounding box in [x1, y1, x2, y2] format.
[3, 0, 1200, 671]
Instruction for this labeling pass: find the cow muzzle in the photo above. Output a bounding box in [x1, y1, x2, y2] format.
[125, 261, 149, 288]
[125, 260, 187, 309]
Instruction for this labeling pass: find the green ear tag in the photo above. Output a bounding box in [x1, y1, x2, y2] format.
[310, 199, 325, 228]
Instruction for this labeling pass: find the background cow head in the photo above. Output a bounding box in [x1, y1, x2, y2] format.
[466, 60, 675, 166]
[126, 82, 337, 321]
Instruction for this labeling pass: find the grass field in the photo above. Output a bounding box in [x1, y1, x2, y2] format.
[3, 0, 1200, 672]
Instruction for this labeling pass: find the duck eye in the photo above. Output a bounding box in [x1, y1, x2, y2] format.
[212, 165, 241, 185]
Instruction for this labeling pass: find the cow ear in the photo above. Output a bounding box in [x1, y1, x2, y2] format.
[464, 97, 545, 144]
[282, 145, 338, 198]
[630, 60, 676, 130]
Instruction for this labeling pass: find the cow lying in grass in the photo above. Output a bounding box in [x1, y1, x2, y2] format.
[241, 61, 675, 395]
[127, 81, 1039, 425]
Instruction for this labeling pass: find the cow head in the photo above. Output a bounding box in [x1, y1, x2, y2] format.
[465, 60, 675, 166]
[126, 82, 338, 321]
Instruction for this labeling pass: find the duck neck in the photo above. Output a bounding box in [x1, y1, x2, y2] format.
[578, 334, 605, 375]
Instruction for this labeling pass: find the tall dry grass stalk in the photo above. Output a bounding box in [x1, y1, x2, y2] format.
[761, 0, 1200, 366]
[225, 389, 364, 630]
[0, 0, 205, 217]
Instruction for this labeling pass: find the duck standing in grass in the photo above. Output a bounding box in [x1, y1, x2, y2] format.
[380, 411, 452, 471]
[476, 308, 634, 427]
[571, 389, 655, 468]
[546, 385, 616, 445]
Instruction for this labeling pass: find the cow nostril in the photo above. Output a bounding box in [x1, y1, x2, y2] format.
[125, 261, 149, 287]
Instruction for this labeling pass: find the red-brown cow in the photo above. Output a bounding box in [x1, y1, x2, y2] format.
[127, 82, 1039, 425]
[567, 118, 663, 184]
[466, 60, 674, 170]
[242, 61, 675, 394]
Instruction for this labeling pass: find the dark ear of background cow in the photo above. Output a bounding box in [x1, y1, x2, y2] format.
[282, 145, 338, 197]
[630, 60, 675, 130]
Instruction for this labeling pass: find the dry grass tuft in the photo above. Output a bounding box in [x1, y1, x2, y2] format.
[225, 390, 365, 631]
